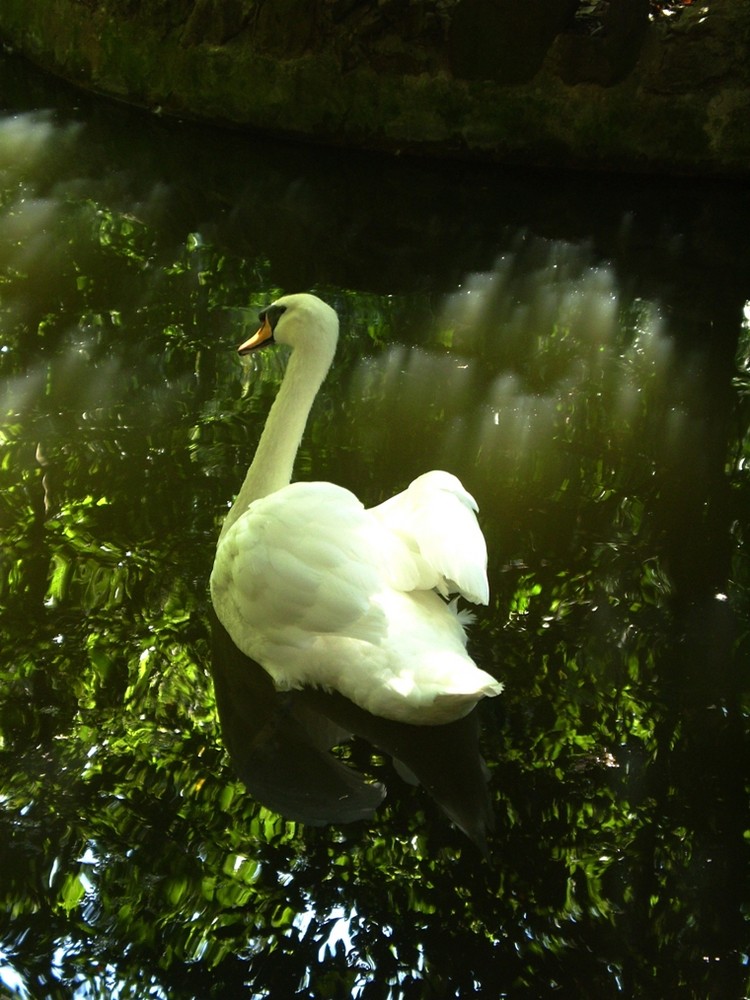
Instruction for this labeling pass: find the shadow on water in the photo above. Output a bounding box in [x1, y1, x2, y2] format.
[0, 45, 749, 1000]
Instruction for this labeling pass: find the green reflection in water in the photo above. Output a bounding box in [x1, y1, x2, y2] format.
[0, 99, 749, 1000]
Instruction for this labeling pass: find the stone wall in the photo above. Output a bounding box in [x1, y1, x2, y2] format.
[1, 0, 748, 174]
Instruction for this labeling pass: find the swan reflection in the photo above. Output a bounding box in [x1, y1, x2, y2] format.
[210, 608, 495, 854]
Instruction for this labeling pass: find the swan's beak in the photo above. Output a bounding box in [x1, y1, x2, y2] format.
[238, 316, 274, 356]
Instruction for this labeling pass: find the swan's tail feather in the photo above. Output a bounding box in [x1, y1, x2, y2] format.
[447, 596, 477, 627]
[430, 688, 499, 723]
[440, 679, 504, 701]
[429, 673, 503, 722]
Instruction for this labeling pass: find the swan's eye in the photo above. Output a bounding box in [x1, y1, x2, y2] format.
[261, 304, 287, 331]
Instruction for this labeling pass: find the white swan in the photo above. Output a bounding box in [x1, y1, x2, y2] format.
[210, 293, 503, 725]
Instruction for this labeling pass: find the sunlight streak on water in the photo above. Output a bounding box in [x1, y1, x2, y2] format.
[348, 244, 693, 515]
[0, 111, 75, 176]
[442, 253, 686, 484]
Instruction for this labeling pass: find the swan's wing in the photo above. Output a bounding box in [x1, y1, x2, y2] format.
[369, 470, 489, 605]
[211, 481, 390, 645]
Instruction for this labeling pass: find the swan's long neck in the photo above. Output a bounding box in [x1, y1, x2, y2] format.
[219, 332, 335, 540]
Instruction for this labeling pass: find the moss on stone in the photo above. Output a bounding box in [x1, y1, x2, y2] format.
[0, 0, 747, 174]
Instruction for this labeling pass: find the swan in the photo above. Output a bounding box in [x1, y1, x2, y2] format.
[210, 293, 503, 725]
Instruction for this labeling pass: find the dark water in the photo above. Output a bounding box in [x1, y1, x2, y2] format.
[1, 50, 749, 999]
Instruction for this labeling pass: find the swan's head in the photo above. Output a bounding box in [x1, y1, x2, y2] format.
[238, 293, 339, 358]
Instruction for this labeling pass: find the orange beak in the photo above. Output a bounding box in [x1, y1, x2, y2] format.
[238, 315, 274, 356]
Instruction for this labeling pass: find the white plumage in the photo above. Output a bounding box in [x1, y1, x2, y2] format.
[210, 293, 503, 724]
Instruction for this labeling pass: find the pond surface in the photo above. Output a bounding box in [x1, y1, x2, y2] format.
[1, 50, 749, 1000]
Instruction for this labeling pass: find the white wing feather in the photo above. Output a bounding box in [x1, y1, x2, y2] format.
[369, 470, 490, 605]
[213, 482, 386, 642]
